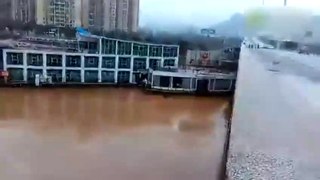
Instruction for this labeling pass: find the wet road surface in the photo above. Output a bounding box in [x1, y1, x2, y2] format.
[228, 48, 320, 179]
[0, 88, 229, 180]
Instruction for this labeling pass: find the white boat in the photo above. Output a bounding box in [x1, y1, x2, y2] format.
[144, 68, 237, 95]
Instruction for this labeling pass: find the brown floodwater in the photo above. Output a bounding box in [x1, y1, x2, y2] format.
[0, 88, 229, 180]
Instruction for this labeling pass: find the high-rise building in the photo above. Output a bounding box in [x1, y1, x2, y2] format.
[81, 0, 104, 30]
[102, 0, 117, 31]
[81, 0, 139, 32]
[2, 0, 139, 31]
[36, 0, 81, 27]
[11, 0, 36, 23]
[128, 0, 139, 32]
[115, 0, 139, 32]
[0, 0, 12, 20]
[115, 0, 129, 32]
[0, 0, 36, 23]
[81, 0, 116, 31]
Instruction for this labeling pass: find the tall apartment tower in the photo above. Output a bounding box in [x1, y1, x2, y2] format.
[11, 0, 36, 23]
[36, 0, 81, 27]
[81, 0, 103, 29]
[81, 0, 116, 31]
[81, 0, 139, 32]
[116, 0, 139, 32]
[115, 0, 129, 32]
[128, 0, 139, 32]
[102, 0, 117, 31]
[3, 0, 140, 31]
[0, 0, 36, 23]
[81, 0, 116, 32]
[0, 0, 12, 20]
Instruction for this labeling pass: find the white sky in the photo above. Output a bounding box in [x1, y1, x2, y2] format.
[140, 0, 320, 26]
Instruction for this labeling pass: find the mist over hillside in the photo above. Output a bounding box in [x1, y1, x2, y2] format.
[211, 10, 320, 43]
[211, 13, 246, 37]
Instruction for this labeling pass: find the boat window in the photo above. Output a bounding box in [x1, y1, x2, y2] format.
[47, 55, 62, 67]
[88, 42, 98, 54]
[117, 41, 132, 55]
[102, 57, 116, 69]
[149, 59, 161, 70]
[84, 70, 98, 83]
[47, 70, 62, 82]
[7, 68, 24, 81]
[101, 71, 115, 83]
[84, 56, 98, 68]
[163, 46, 178, 57]
[7, 52, 23, 65]
[209, 79, 215, 91]
[27, 54, 43, 66]
[133, 58, 146, 71]
[71, 59, 77, 65]
[214, 79, 231, 91]
[173, 77, 183, 88]
[159, 76, 170, 88]
[164, 59, 175, 67]
[66, 56, 81, 67]
[66, 70, 81, 82]
[152, 75, 160, 87]
[181, 78, 192, 89]
[118, 57, 131, 69]
[118, 71, 130, 84]
[192, 78, 197, 89]
[149, 45, 163, 57]
[102, 39, 116, 54]
[27, 69, 43, 83]
[173, 77, 192, 89]
[89, 59, 95, 65]
[133, 43, 148, 56]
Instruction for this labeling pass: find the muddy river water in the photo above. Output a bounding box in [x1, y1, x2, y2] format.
[0, 88, 229, 180]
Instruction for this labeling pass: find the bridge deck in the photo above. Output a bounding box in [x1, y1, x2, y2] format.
[227, 48, 320, 179]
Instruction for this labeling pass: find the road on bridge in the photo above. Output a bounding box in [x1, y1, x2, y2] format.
[227, 47, 320, 179]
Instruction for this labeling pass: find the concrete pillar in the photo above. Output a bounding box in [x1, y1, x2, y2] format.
[98, 38, 103, 83]
[146, 57, 150, 70]
[176, 46, 180, 68]
[99, 38, 103, 55]
[81, 55, 85, 83]
[175, 57, 179, 68]
[146, 44, 150, 69]
[42, 53, 47, 77]
[130, 57, 134, 83]
[23, 52, 27, 82]
[3, 50, 7, 71]
[98, 55, 102, 83]
[114, 40, 119, 83]
[115, 40, 118, 55]
[161, 46, 165, 67]
[129, 41, 134, 83]
[114, 56, 118, 83]
[62, 54, 66, 83]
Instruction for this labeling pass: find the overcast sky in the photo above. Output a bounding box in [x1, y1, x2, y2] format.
[140, 0, 320, 27]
